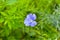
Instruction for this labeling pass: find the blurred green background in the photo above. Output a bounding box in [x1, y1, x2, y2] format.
[0, 0, 60, 40]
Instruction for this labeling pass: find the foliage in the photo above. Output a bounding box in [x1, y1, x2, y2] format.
[0, 0, 60, 40]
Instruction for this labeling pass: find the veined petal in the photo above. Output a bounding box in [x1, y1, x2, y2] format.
[24, 18, 33, 26]
[27, 14, 36, 20]
[32, 14, 36, 20]
[30, 21, 37, 27]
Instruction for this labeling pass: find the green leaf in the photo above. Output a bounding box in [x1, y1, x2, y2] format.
[0, 18, 4, 23]
[8, 36, 16, 40]
[56, 0, 60, 4]
[6, 0, 17, 5]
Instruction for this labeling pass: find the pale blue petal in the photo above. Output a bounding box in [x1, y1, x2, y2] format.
[33, 14, 36, 20]
[30, 21, 37, 27]
[27, 14, 36, 20]
[24, 18, 33, 26]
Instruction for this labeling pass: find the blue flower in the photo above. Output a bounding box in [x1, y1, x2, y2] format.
[24, 13, 37, 27]
[27, 14, 36, 20]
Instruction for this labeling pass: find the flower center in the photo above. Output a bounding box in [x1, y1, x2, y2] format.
[30, 20, 33, 22]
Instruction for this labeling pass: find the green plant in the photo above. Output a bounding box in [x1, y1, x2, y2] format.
[0, 0, 60, 40]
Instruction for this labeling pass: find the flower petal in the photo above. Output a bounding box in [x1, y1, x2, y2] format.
[24, 18, 33, 26]
[32, 14, 36, 20]
[30, 21, 37, 27]
[27, 14, 36, 20]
